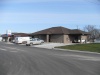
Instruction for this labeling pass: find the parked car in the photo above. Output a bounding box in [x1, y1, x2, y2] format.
[12, 40, 15, 43]
[94, 39, 100, 43]
[26, 38, 44, 46]
[78, 40, 86, 43]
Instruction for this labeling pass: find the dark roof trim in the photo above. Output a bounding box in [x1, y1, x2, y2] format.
[31, 26, 89, 35]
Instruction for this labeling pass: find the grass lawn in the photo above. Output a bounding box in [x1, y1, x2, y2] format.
[56, 43, 100, 53]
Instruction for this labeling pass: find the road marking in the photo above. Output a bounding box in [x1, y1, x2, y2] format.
[0, 48, 7, 51]
[5, 42, 14, 45]
[3, 46, 24, 52]
[3, 46, 17, 50]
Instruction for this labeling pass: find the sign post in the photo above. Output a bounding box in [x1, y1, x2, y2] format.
[6, 30, 12, 42]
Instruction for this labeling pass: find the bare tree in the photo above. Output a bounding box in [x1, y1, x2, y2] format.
[84, 25, 100, 42]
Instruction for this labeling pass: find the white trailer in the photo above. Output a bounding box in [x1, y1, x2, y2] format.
[15, 37, 31, 44]
[0, 37, 2, 41]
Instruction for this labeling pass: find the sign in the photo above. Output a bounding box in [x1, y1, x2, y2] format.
[6, 30, 12, 35]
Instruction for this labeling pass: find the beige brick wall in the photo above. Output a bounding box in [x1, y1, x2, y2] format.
[34, 35, 46, 42]
[50, 35, 63, 43]
[33, 34, 88, 44]
[50, 34, 73, 43]
[63, 35, 72, 43]
[81, 35, 87, 40]
[80, 35, 88, 43]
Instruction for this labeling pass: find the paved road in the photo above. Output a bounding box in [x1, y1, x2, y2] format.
[0, 42, 100, 75]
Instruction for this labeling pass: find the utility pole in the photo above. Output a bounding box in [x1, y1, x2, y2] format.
[77, 25, 79, 29]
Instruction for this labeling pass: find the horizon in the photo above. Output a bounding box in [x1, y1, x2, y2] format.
[1, 25, 100, 35]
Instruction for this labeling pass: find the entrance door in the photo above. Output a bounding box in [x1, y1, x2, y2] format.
[49, 35, 51, 42]
[74, 36, 78, 43]
[72, 36, 79, 43]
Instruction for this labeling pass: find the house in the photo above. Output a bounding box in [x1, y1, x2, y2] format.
[11, 33, 29, 39]
[1, 34, 11, 42]
[1, 33, 30, 42]
[30, 26, 89, 43]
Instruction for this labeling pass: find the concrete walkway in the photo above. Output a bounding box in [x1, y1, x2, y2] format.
[32, 43, 74, 49]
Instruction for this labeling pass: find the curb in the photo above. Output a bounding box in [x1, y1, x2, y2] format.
[3, 42, 100, 55]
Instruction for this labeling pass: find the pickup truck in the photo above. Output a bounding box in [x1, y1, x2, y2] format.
[26, 38, 44, 46]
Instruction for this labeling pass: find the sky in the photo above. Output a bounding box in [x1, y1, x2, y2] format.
[0, 0, 100, 34]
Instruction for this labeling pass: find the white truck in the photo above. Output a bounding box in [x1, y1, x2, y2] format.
[0, 37, 2, 41]
[15, 37, 32, 44]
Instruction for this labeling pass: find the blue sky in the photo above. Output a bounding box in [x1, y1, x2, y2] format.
[0, 0, 100, 34]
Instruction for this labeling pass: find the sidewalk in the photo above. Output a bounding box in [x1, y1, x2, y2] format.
[32, 43, 74, 49]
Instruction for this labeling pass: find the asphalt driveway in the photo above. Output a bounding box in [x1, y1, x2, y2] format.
[0, 42, 100, 75]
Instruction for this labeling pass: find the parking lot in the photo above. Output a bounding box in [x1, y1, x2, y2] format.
[5, 41, 73, 49]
